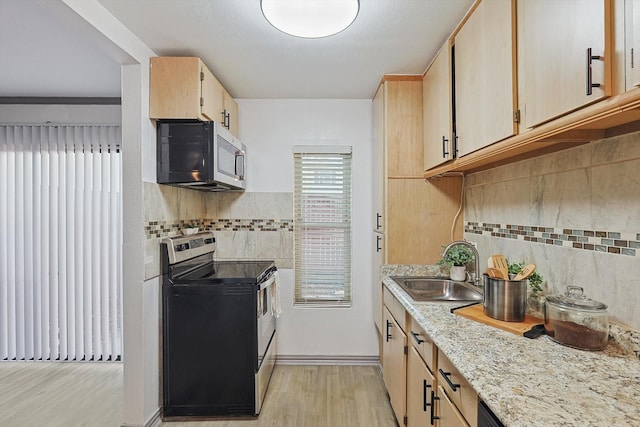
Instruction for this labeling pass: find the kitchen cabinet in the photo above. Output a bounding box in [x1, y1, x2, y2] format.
[150, 56, 223, 121]
[382, 306, 407, 426]
[455, 0, 517, 157]
[383, 282, 481, 427]
[625, 0, 640, 89]
[436, 386, 469, 427]
[372, 82, 385, 332]
[150, 56, 239, 136]
[517, 0, 609, 129]
[407, 347, 436, 427]
[222, 89, 239, 136]
[407, 317, 438, 427]
[372, 77, 463, 333]
[437, 349, 478, 427]
[423, 42, 453, 171]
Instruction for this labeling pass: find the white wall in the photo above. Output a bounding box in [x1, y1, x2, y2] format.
[237, 99, 378, 359]
[60, 1, 158, 426]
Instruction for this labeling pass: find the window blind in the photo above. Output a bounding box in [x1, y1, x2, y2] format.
[293, 147, 352, 306]
[0, 125, 122, 361]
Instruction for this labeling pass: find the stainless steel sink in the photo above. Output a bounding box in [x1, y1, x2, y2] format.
[391, 276, 483, 302]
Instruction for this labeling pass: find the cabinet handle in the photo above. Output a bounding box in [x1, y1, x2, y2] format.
[376, 235, 382, 253]
[439, 368, 460, 392]
[221, 110, 230, 129]
[423, 379, 432, 412]
[586, 47, 602, 96]
[442, 136, 449, 158]
[410, 331, 425, 345]
[430, 390, 439, 425]
[376, 213, 382, 230]
[385, 319, 393, 342]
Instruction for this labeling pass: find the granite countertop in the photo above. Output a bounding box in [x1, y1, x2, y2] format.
[381, 265, 640, 427]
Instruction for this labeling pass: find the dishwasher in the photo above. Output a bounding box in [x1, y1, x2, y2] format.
[478, 400, 505, 427]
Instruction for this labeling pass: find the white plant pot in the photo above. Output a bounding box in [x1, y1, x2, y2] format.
[450, 266, 466, 282]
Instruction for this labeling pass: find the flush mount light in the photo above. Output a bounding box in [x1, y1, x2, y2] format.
[261, 0, 359, 39]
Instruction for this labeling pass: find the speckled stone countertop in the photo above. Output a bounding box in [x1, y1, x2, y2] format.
[381, 265, 640, 427]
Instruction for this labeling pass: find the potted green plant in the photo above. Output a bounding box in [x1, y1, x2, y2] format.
[437, 244, 474, 281]
[508, 260, 546, 316]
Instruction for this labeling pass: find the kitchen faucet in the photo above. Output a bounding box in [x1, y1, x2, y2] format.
[442, 240, 480, 287]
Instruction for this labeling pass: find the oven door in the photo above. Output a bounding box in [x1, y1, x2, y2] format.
[256, 273, 276, 370]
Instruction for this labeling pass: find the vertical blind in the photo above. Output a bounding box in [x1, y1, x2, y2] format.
[293, 146, 352, 306]
[0, 125, 122, 361]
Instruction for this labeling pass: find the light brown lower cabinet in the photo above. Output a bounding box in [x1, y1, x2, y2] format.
[407, 347, 436, 427]
[437, 349, 478, 427]
[436, 385, 470, 427]
[382, 307, 407, 425]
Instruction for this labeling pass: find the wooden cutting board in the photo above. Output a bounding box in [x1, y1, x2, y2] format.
[453, 303, 543, 336]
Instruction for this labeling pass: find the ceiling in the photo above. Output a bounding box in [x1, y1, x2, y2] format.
[1, 0, 474, 100]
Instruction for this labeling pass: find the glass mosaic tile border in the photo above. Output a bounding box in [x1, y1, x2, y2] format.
[145, 219, 294, 239]
[465, 222, 639, 257]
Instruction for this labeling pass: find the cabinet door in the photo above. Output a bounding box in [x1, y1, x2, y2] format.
[385, 80, 424, 177]
[631, 0, 640, 87]
[455, 0, 516, 157]
[150, 57, 202, 119]
[518, 0, 608, 129]
[386, 178, 463, 264]
[200, 63, 224, 122]
[372, 232, 384, 332]
[372, 85, 385, 234]
[423, 43, 453, 171]
[222, 90, 239, 136]
[407, 347, 436, 427]
[436, 386, 469, 427]
[382, 307, 407, 426]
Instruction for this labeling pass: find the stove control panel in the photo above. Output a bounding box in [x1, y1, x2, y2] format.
[161, 232, 216, 264]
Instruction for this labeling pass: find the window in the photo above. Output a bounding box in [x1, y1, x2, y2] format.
[293, 146, 352, 306]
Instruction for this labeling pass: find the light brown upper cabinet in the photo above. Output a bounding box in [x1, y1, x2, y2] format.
[384, 80, 425, 177]
[423, 42, 454, 171]
[626, 0, 640, 89]
[454, 0, 517, 158]
[222, 89, 239, 136]
[517, 0, 610, 129]
[150, 57, 224, 122]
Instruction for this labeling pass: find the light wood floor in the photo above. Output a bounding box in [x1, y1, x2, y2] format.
[0, 363, 397, 427]
[0, 361, 123, 427]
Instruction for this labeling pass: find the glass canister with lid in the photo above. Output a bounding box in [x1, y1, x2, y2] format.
[543, 286, 609, 350]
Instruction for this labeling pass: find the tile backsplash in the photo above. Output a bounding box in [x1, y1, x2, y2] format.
[143, 183, 293, 279]
[464, 130, 640, 331]
[466, 222, 638, 257]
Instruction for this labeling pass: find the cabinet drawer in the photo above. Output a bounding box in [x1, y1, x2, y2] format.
[437, 350, 478, 427]
[409, 317, 436, 373]
[436, 385, 469, 427]
[383, 285, 407, 331]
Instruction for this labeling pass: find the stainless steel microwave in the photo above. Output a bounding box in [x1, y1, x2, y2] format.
[156, 120, 246, 191]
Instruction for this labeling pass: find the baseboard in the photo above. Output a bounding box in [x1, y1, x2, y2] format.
[120, 407, 161, 427]
[141, 408, 162, 427]
[276, 355, 380, 366]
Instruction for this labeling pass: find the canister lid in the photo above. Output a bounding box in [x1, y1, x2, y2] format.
[546, 286, 608, 311]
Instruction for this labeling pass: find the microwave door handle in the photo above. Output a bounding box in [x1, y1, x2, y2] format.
[235, 150, 245, 180]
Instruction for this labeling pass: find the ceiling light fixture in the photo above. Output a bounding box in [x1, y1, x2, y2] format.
[261, 0, 359, 39]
